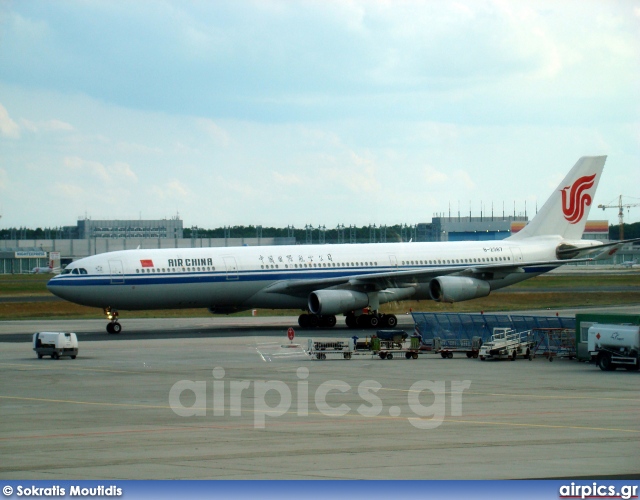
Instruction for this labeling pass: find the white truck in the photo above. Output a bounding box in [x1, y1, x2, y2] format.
[33, 332, 78, 359]
[588, 324, 639, 371]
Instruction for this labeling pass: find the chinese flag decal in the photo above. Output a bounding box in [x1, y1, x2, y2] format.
[140, 259, 154, 268]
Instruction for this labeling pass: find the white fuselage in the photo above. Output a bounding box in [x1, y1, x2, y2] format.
[47, 237, 563, 312]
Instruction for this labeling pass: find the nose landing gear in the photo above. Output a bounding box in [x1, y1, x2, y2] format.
[104, 307, 122, 334]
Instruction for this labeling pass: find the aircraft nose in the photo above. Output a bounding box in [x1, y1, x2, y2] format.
[47, 278, 70, 300]
[47, 279, 60, 296]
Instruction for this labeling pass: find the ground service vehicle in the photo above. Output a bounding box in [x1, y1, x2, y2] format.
[33, 332, 78, 359]
[588, 324, 640, 371]
[479, 328, 535, 361]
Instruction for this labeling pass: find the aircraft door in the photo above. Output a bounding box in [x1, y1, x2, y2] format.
[108, 260, 125, 284]
[389, 255, 398, 268]
[510, 247, 524, 264]
[223, 256, 239, 280]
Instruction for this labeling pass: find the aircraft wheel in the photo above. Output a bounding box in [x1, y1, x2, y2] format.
[308, 314, 319, 328]
[320, 315, 336, 328]
[345, 314, 357, 329]
[368, 315, 379, 328]
[598, 353, 614, 371]
[112, 322, 122, 334]
[298, 314, 310, 328]
[356, 315, 369, 328]
[385, 315, 397, 328]
[106, 323, 114, 334]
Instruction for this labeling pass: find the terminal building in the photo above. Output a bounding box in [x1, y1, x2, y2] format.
[417, 217, 610, 242]
[76, 218, 184, 239]
[417, 216, 528, 242]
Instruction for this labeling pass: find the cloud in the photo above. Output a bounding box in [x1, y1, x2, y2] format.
[453, 170, 475, 190]
[0, 104, 20, 138]
[64, 157, 138, 184]
[0, 2, 638, 228]
[196, 118, 230, 146]
[150, 179, 191, 201]
[423, 166, 448, 184]
[272, 171, 304, 186]
[52, 182, 84, 199]
[20, 118, 74, 133]
[320, 151, 382, 194]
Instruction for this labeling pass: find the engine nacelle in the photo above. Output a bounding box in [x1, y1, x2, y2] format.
[308, 290, 370, 316]
[428, 276, 491, 303]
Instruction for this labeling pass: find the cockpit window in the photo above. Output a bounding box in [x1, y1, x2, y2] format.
[72, 268, 79, 274]
[79, 268, 88, 275]
[61, 269, 72, 275]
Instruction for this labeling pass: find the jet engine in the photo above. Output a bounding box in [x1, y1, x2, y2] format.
[428, 276, 491, 303]
[308, 290, 369, 316]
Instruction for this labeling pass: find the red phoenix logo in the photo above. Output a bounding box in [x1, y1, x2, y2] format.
[560, 174, 596, 224]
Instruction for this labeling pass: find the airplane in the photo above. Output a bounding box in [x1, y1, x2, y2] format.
[31, 262, 60, 274]
[621, 259, 637, 268]
[47, 156, 637, 334]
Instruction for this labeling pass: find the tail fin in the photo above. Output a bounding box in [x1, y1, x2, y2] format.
[508, 156, 607, 240]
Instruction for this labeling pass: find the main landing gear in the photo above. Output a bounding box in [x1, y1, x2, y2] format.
[345, 312, 397, 329]
[104, 307, 122, 334]
[298, 314, 337, 329]
[297, 312, 398, 329]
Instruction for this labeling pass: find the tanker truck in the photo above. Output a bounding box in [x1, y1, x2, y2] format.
[588, 324, 640, 371]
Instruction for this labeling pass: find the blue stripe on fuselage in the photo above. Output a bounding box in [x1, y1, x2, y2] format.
[47, 262, 540, 289]
[47, 266, 402, 287]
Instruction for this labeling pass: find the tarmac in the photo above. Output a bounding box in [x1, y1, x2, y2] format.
[1, 308, 639, 480]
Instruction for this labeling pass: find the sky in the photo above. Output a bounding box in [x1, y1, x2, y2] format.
[0, 0, 639, 230]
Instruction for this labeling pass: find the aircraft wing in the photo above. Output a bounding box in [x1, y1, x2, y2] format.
[263, 265, 463, 297]
[263, 257, 592, 298]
